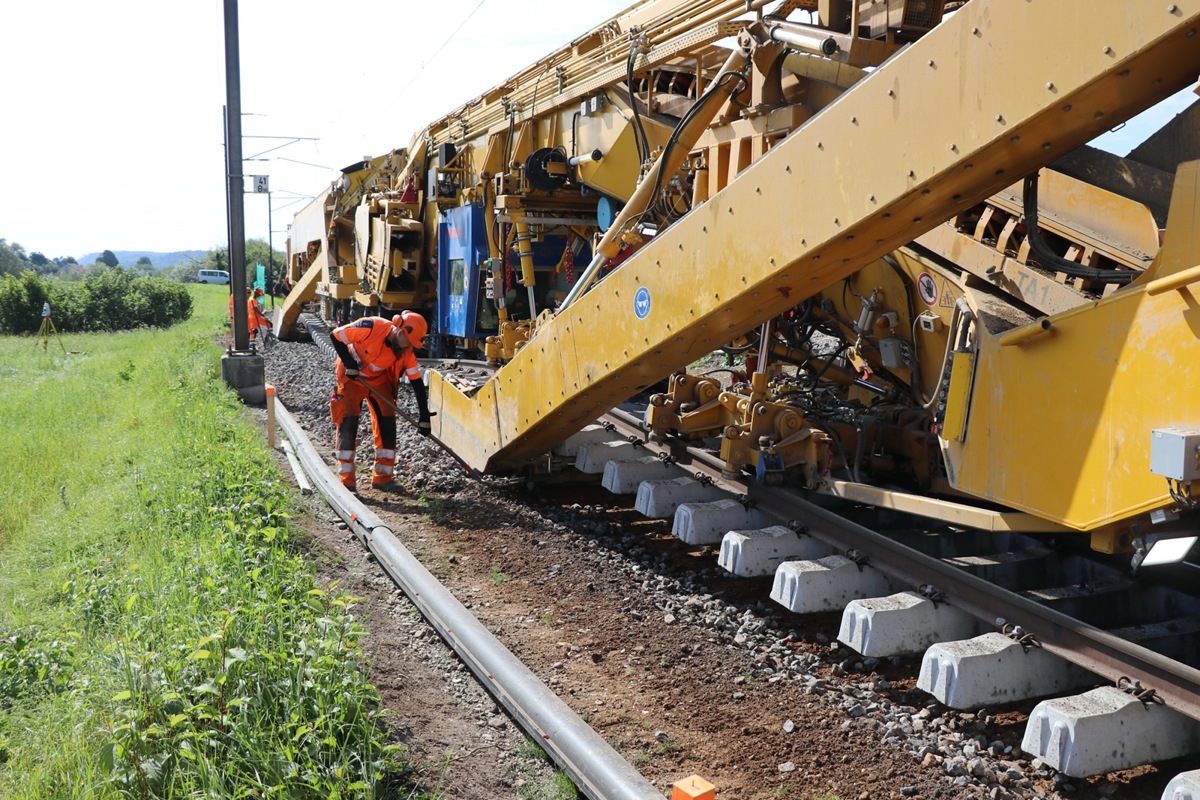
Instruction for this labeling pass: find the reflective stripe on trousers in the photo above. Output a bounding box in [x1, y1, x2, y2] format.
[373, 448, 396, 484]
[335, 448, 356, 488]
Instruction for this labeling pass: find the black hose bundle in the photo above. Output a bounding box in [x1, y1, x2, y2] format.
[1022, 172, 1133, 285]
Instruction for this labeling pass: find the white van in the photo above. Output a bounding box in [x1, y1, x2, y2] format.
[198, 269, 230, 285]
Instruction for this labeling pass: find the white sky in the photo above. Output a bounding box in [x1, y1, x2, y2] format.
[0, 1, 1194, 261]
[0, 0, 631, 260]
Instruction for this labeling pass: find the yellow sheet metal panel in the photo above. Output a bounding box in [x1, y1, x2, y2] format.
[577, 118, 664, 202]
[433, 0, 1200, 472]
[1142, 163, 1200, 285]
[1028, 171, 1160, 266]
[428, 373, 502, 471]
[492, 316, 588, 441]
[983, 174, 1159, 269]
[940, 351, 975, 443]
[945, 161, 1200, 530]
[914, 224, 1090, 315]
[948, 284, 1200, 530]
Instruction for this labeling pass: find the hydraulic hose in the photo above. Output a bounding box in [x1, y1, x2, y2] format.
[273, 400, 665, 800]
[626, 47, 650, 166]
[560, 38, 752, 311]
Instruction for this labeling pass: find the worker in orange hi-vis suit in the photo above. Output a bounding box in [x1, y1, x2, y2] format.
[328, 311, 431, 493]
[247, 287, 272, 340]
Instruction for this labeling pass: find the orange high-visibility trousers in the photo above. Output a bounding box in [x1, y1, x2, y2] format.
[329, 361, 398, 490]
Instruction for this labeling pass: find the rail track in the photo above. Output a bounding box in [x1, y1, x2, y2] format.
[262, 332, 1200, 799]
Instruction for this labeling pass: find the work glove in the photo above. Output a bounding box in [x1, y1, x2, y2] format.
[418, 410, 436, 437]
[344, 365, 360, 378]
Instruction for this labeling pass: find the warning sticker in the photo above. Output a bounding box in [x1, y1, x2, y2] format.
[939, 285, 957, 308]
[917, 272, 938, 306]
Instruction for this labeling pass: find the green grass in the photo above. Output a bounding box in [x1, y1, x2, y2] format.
[651, 734, 684, 756]
[0, 284, 426, 798]
[512, 741, 579, 800]
[416, 497, 455, 526]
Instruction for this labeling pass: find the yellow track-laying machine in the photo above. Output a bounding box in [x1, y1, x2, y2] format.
[277, 0, 1200, 557]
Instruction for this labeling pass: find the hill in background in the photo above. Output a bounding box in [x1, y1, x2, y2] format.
[77, 250, 207, 268]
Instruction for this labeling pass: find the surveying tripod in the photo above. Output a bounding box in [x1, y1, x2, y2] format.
[36, 302, 66, 352]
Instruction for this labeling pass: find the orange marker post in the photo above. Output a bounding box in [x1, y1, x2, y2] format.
[266, 384, 276, 449]
[672, 774, 716, 800]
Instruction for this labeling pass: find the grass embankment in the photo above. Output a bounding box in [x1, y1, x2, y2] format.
[0, 286, 424, 798]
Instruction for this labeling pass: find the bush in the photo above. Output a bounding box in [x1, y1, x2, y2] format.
[0, 272, 49, 334]
[0, 269, 192, 334]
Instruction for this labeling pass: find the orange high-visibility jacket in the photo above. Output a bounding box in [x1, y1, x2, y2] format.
[332, 317, 420, 382]
[247, 296, 269, 333]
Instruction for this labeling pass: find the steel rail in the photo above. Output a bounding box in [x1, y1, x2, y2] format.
[273, 400, 665, 800]
[601, 409, 1200, 722]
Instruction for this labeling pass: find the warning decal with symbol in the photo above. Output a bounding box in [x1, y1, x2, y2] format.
[939, 285, 957, 308]
[917, 272, 938, 306]
[633, 286, 652, 319]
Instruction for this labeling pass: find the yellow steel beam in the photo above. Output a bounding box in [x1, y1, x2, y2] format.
[429, 0, 1200, 473]
[273, 260, 323, 339]
[818, 480, 1075, 534]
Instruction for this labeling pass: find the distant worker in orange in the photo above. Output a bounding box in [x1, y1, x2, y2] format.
[228, 291, 235, 323]
[328, 311, 431, 493]
[247, 287, 272, 340]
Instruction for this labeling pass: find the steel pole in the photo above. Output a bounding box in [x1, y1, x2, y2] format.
[267, 191, 274, 310]
[223, 0, 248, 351]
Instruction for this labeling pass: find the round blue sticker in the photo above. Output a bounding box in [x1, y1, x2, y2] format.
[633, 286, 652, 319]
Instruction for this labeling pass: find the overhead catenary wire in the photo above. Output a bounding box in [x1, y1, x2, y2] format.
[360, 0, 491, 145]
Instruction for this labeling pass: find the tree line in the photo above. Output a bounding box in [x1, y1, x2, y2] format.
[0, 238, 284, 285]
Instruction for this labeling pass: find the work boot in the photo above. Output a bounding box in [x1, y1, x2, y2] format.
[371, 476, 400, 492]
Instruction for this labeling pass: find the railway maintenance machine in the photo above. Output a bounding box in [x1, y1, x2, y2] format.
[277, 0, 1200, 558]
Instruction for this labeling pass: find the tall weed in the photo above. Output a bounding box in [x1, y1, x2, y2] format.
[0, 289, 424, 799]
